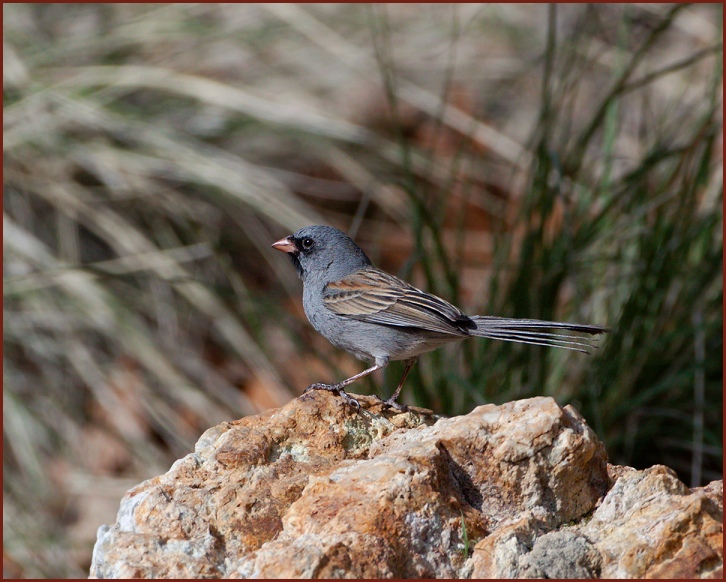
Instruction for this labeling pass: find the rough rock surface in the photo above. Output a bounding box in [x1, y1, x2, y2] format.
[90, 392, 722, 578]
[469, 465, 723, 579]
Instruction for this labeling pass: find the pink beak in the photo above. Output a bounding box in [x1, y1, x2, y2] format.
[271, 236, 297, 253]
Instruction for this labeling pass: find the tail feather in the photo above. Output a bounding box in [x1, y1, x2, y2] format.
[469, 316, 610, 354]
[479, 331, 597, 352]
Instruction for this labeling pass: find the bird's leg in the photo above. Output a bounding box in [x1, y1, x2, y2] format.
[383, 358, 417, 411]
[305, 363, 384, 410]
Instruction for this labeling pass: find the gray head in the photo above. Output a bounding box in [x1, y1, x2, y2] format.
[271, 225, 372, 284]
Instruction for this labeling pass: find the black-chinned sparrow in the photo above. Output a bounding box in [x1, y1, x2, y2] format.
[273, 225, 609, 410]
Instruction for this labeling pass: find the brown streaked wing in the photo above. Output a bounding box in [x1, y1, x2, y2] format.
[323, 267, 467, 335]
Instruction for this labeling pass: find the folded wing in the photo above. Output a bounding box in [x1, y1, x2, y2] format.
[323, 267, 472, 335]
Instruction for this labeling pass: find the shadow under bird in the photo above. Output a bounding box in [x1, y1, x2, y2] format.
[273, 225, 610, 410]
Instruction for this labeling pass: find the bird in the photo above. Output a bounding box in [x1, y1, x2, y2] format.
[272, 225, 609, 411]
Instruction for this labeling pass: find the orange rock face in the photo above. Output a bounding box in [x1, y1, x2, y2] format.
[89, 393, 721, 578]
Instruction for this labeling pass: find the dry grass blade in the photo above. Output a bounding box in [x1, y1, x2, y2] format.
[54, 65, 375, 143]
[7, 176, 294, 405]
[263, 3, 530, 167]
[5, 91, 323, 231]
[4, 214, 234, 430]
[4, 243, 213, 295]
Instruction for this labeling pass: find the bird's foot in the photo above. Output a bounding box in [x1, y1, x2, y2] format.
[367, 393, 409, 413]
[382, 397, 409, 413]
[305, 382, 361, 411]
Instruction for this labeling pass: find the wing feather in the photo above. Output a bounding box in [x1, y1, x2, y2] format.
[323, 268, 469, 335]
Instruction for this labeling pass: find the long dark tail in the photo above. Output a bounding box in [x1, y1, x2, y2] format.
[469, 316, 610, 353]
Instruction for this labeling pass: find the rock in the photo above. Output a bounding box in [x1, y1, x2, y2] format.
[90, 393, 722, 578]
[468, 465, 723, 579]
[581, 465, 723, 578]
[519, 530, 602, 578]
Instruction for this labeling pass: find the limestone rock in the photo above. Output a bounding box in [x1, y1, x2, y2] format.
[90, 392, 721, 578]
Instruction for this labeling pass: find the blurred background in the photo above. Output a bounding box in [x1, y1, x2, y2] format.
[3, 3, 722, 577]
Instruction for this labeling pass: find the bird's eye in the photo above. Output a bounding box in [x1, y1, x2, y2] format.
[301, 237, 314, 250]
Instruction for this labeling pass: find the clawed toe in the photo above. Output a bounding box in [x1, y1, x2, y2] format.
[364, 393, 409, 413]
[383, 398, 409, 412]
[305, 382, 361, 411]
[339, 392, 361, 412]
